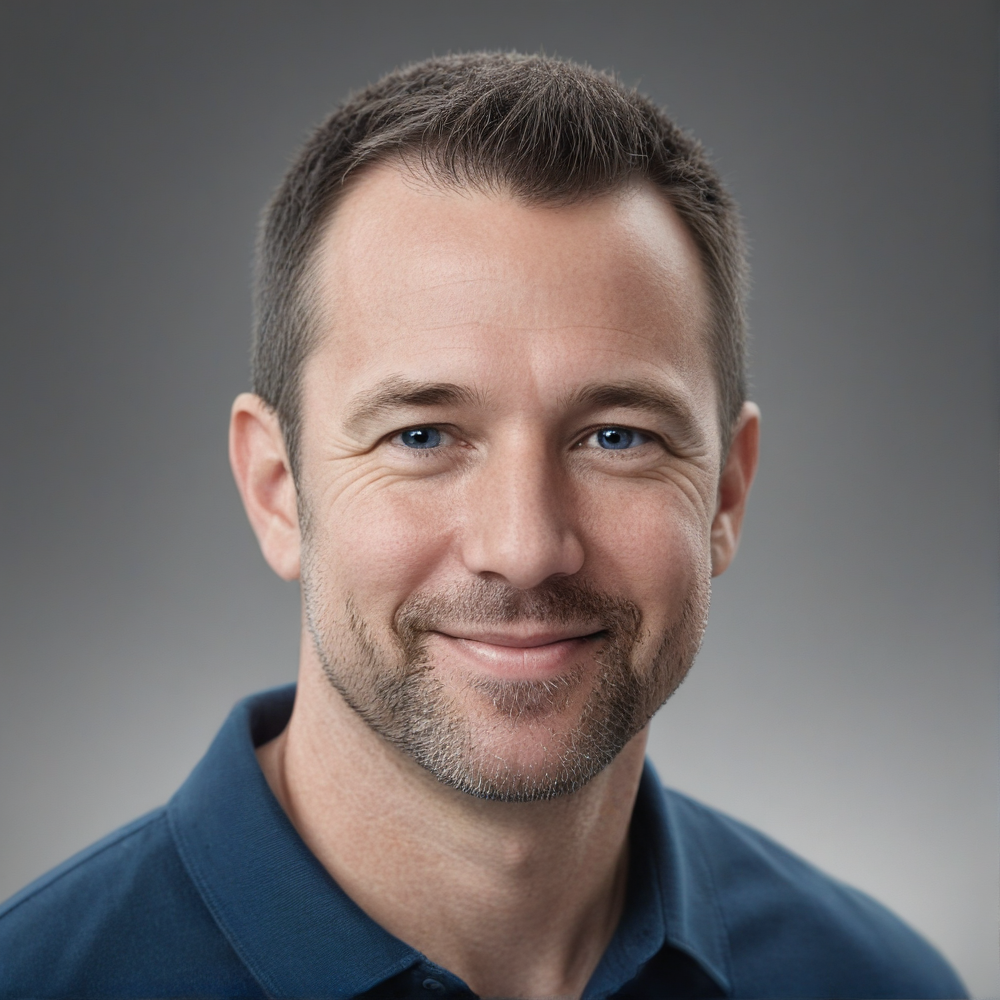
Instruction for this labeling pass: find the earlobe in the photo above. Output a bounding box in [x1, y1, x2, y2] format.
[228, 393, 301, 581]
[710, 402, 760, 577]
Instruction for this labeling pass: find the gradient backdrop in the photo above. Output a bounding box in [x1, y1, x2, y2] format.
[0, 2, 996, 995]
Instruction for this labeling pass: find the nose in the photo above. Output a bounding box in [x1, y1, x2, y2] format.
[459, 433, 585, 590]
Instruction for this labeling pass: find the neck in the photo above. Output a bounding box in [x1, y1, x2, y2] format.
[256, 646, 648, 1000]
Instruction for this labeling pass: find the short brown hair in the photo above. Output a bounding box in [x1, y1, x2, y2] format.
[252, 52, 748, 472]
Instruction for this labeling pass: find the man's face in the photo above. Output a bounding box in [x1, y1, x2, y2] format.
[295, 166, 721, 800]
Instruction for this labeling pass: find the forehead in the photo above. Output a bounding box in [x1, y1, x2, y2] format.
[304, 164, 714, 416]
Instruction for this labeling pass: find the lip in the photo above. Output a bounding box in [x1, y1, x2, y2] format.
[430, 626, 605, 681]
[436, 626, 604, 648]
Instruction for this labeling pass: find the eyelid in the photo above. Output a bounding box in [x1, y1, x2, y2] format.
[383, 422, 668, 452]
[576, 424, 660, 449]
[388, 423, 456, 447]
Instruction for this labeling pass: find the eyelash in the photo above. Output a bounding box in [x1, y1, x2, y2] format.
[393, 426, 450, 450]
[390, 425, 660, 453]
[578, 427, 653, 451]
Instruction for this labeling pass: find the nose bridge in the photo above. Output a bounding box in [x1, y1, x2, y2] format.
[461, 426, 584, 590]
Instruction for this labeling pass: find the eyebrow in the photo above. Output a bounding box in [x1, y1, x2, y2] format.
[343, 374, 703, 444]
[343, 375, 480, 434]
[564, 379, 703, 441]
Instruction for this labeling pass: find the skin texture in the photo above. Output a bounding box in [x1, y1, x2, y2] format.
[230, 164, 759, 999]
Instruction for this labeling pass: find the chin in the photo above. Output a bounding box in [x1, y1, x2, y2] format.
[409, 683, 645, 802]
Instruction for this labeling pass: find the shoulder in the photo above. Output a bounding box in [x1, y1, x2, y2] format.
[660, 787, 966, 999]
[0, 808, 262, 999]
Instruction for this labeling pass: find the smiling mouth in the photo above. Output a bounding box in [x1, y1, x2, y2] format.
[435, 628, 606, 648]
[429, 628, 607, 681]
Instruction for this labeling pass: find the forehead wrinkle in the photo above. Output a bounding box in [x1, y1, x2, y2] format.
[343, 375, 489, 435]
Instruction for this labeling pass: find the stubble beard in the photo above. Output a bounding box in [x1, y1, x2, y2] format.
[301, 540, 710, 802]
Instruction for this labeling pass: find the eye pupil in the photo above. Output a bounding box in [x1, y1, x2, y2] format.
[598, 427, 633, 450]
[401, 427, 441, 449]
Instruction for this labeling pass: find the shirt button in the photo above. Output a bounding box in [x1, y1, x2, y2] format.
[422, 978, 445, 991]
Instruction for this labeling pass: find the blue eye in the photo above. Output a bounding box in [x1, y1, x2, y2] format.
[595, 427, 644, 450]
[399, 427, 442, 449]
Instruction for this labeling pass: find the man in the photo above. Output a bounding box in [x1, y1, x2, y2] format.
[0, 53, 965, 999]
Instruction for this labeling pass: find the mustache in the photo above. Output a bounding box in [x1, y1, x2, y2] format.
[393, 577, 643, 649]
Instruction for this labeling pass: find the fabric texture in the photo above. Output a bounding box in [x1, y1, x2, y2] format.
[0, 686, 966, 999]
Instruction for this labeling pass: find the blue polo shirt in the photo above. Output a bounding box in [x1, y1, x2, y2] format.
[0, 686, 965, 999]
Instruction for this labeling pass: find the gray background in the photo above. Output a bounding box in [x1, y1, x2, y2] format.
[0, 1, 996, 995]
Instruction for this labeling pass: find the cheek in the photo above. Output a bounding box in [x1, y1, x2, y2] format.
[580, 487, 711, 616]
[315, 475, 458, 615]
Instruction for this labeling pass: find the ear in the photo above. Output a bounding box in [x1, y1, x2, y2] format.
[229, 393, 301, 581]
[711, 402, 760, 577]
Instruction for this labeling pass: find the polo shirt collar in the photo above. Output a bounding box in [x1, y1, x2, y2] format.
[169, 686, 415, 998]
[167, 686, 731, 998]
[583, 762, 731, 998]
[637, 764, 732, 993]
